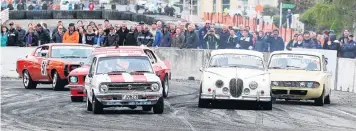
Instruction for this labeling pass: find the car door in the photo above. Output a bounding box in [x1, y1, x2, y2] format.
[32, 46, 50, 81]
[85, 57, 97, 101]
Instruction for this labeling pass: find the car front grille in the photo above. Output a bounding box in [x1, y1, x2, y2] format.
[229, 78, 243, 98]
[105, 83, 152, 92]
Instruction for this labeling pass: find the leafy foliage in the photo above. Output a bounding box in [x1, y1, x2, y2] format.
[263, 5, 279, 16]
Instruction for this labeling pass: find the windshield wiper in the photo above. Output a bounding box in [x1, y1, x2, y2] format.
[269, 67, 283, 69]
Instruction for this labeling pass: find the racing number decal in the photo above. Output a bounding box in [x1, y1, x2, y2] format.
[41, 60, 48, 76]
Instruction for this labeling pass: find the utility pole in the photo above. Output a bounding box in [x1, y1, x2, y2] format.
[279, 2, 282, 28]
[190, 0, 193, 22]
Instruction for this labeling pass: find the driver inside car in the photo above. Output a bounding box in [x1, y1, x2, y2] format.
[306, 60, 319, 71]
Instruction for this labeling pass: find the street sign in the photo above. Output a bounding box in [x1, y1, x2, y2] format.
[282, 3, 295, 9]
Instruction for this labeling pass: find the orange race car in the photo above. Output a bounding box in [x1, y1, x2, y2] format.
[16, 43, 94, 90]
[67, 46, 171, 102]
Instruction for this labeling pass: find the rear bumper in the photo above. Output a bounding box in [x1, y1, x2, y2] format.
[66, 85, 85, 97]
[200, 93, 271, 102]
[95, 92, 161, 106]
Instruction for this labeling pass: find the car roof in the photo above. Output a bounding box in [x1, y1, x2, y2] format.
[42, 43, 93, 47]
[95, 53, 147, 58]
[270, 51, 323, 57]
[210, 49, 264, 58]
[92, 46, 147, 55]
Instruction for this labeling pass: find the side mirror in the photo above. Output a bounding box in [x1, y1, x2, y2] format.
[88, 73, 93, 78]
[199, 67, 203, 72]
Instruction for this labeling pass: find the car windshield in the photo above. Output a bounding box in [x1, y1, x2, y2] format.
[209, 54, 264, 70]
[268, 54, 321, 71]
[51, 46, 93, 58]
[96, 56, 154, 74]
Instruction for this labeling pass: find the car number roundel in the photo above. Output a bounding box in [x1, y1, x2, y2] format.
[41, 60, 48, 76]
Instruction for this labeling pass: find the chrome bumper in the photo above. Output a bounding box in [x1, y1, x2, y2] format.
[95, 92, 161, 106]
[66, 84, 84, 89]
[200, 93, 271, 102]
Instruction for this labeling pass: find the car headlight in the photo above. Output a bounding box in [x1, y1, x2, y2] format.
[215, 80, 224, 88]
[249, 81, 258, 89]
[272, 81, 279, 86]
[151, 83, 160, 91]
[69, 76, 78, 83]
[243, 88, 250, 95]
[299, 82, 306, 87]
[99, 84, 108, 93]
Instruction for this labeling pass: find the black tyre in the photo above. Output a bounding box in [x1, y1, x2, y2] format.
[52, 71, 65, 91]
[142, 106, 152, 111]
[86, 93, 92, 111]
[92, 94, 103, 114]
[162, 76, 169, 98]
[314, 88, 325, 106]
[23, 70, 37, 89]
[71, 96, 84, 102]
[261, 101, 272, 110]
[198, 84, 210, 108]
[153, 97, 164, 114]
[324, 93, 331, 104]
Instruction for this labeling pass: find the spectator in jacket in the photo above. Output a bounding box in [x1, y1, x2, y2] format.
[237, 29, 253, 50]
[1, 26, 8, 47]
[339, 29, 350, 44]
[152, 23, 162, 47]
[159, 26, 172, 47]
[51, 25, 64, 43]
[35, 24, 50, 45]
[63, 23, 79, 43]
[6, 22, 18, 46]
[137, 25, 154, 46]
[52, 21, 67, 37]
[16, 24, 26, 47]
[218, 25, 230, 49]
[324, 34, 340, 55]
[78, 26, 86, 43]
[203, 28, 219, 49]
[116, 23, 129, 46]
[286, 34, 299, 50]
[84, 25, 96, 45]
[198, 20, 211, 48]
[302, 31, 317, 49]
[156, 21, 163, 31]
[172, 28, 185, 48]
[42, 23, 50, 33]
[184, 24, 199, 49]
[125, 27, 137, 46]
[24, 27, 38, 46]
[105, 27, 120, 46]
[225, 29, 238, 49]
[268, 29, 285, 52]
[94, 28, 106, 46]
[340, 35, 356, 58]
[255, 31, 269, 52]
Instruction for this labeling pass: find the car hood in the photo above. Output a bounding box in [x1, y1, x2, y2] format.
[96, 73, 161, 83]
[204, 68, 267, 79]
[69, 65, 90, 76]
[49, 58, 87, 65]
[269, 70, 324, 81]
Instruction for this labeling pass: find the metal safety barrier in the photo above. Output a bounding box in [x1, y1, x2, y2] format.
[0, 8, 9, 24]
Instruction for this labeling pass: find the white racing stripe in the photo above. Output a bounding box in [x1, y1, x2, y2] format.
[122, 73, 134, 82]
[144, 73, 160, 82]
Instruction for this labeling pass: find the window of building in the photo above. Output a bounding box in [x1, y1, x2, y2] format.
[213, 0, 216, 12]
[222, 0, 230, 12]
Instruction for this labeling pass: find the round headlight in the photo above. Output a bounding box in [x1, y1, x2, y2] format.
[151, 83, 160, 91]
[249, 81, 258, 89]
[272, 81, 279, 86]
[300, 82, 306, 87]
[215, 80, 224, 88]
[307, 82, 313, 88]
[222, 87, 229, 94]
[243, 88, 250, 95]
[69, 76, 78, 83]
[99, 84, 108, 93]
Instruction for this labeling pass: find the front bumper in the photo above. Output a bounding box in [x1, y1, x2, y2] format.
[95, 92, 161, 106]
[272, 86, 323, 100]
[66, 84, 85, 97]
[200, 93, 271, 102]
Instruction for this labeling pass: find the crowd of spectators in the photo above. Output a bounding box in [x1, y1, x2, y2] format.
[1, 19, 355, 59]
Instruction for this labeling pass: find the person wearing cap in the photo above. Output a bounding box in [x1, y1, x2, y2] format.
[104, 27, 120, 47]
[63, 23, 79, 43]
[340, 34, 356, 58]
[6, 22, 19, 46]
[137, 24, 154, 46]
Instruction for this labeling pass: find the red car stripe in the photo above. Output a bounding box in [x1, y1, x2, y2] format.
[108, 75, 125, 82]
[132, 75, 148, 82]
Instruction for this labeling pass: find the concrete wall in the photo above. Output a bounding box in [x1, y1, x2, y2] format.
[1, 47, 356, 93]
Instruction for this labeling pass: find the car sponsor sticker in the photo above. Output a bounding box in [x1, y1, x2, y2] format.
[41, 60, 48, 76]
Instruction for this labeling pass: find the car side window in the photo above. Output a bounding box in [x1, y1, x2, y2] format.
[35, 46, 49, 57]
[34, 47, 42, 57]
[89, 57, 97, 75]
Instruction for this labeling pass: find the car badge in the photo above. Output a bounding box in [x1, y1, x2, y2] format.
[128, 85, 132, 90]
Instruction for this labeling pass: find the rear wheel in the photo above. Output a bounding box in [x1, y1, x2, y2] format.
[71, 96, 84, 102]
[23, 70, 37, 89]
[162, 76, 169, 98]
[153, 97, 164, 114]
[52, 71, 65, 91]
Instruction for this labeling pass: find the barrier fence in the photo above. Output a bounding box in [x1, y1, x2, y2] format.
[203, 12, 296, 44]
[5, 10, 186, 25]
[0, 8, 9, 24]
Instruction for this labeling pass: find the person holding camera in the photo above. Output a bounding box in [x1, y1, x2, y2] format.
[203, 28, 220, 49]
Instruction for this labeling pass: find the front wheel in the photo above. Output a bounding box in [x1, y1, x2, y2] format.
[314, 91, 325, 106]
[153, 97, 164, 114]
[162, 76, 169, 98]
[86, 93, 92, 111]
[92, 94, 103, 114]
[324, 94, 331, 104]
[52, 71, 65, 91]
[23, 70, 37, 89]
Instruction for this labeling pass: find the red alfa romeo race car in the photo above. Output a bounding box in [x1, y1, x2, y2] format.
[16, 43, 94, 90]
[67, 46, 171, 102]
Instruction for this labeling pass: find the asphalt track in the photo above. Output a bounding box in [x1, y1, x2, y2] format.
[2, 79, 356, 131]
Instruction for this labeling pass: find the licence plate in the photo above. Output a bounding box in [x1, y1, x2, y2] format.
[123, 95, 138, 100]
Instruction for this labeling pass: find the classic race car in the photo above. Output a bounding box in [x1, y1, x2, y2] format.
[16, 43, 93, 90]
[199, 49, 272, 110]
[85, 52, 164, 114]
[268, 51, 331, 106]
[67, 46, 171, 102]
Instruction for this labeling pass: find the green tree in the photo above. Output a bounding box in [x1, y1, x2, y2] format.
[263, 5, 279, 16]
